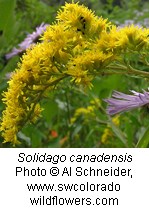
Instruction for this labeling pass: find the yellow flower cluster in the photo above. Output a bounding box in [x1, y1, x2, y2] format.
[71, 98, 100, 124]
[1, 2, 149, 145]
[101, 115, 120, 144]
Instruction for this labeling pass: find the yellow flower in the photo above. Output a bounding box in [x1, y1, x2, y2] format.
[111, 115, 120, 127]
[101, 115, 120, 144]
[90, 98, 101, 107]
[0, 42, 66, 144]
[117, 25, 149, 51]
[101, 128, 113, 144]
[95, 26, 121, 53]
[57, 2, 110, 38]
[67, 66, 93, 88]
[69, 49, 114, 71]
[95, 25, 149, 53]
[70, 100, 99, 124]
[1, 2, 148, 145]
[30, 103, 43, 123]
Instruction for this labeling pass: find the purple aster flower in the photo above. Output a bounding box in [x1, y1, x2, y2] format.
[104, 90, 149, 115]
[5, 23, 49, 60]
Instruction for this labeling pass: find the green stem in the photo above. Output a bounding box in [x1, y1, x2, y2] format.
[104, 64, 149, 78]
[65, 91, 71, 124]
[94, 118, 108, 125]
[20, 75, 68, 130]
[127, 65, 149, 77]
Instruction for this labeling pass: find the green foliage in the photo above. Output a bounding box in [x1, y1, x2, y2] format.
[0, 0, 16, 44]
[136, 126, 149, 148]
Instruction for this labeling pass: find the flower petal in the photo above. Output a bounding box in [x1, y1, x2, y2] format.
[104, 90, 149, 115]
[5, 23, 49, 60]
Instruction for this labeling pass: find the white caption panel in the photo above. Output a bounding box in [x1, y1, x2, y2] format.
[0, 149, 148, 214]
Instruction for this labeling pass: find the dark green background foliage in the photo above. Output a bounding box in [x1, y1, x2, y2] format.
[0, 0, 149, 148]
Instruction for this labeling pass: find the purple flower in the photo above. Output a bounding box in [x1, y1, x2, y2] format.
[104, 90, 149, 115]
[5, 23, 48, 60]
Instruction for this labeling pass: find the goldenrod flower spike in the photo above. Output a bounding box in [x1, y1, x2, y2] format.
[1, 2, 149, 145]
[56, 2, 109, 38]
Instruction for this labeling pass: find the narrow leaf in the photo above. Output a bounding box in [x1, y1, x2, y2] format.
[136, 126, 149, 148]
[108, 116, 128, 147]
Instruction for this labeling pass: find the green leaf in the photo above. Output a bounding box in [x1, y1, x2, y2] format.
[0, 0, 16, 45]
[124, 121, 134, 147]
[92, 75, 122, 97]
[42, 99, 58, 123]
[22, 124, 45, 148]
[108, 117, 128, 147]
[0, 0, 16, 27]
[136, 126, 149, 148]
[72, 124, 82, 139]
[18, 132, 31, 147]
